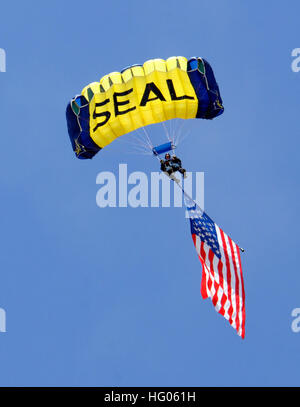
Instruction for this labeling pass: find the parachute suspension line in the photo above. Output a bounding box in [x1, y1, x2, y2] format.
[131, 133, 152, 152]
[173, 120, 186, 147]
[169, 119, 173, 144]
[118, 131, 153, 155]
[171, 119, 177, 145]
[126, 149, 153, 156]
[170, 119, 179, 147]
[141, 126, 154, 151]
[176, 129, 191, 147]
[162, 122, 172, 145]
[127, 144, 152, 155]
[171, 119, 183, 146]
[170, 119, 178, 146]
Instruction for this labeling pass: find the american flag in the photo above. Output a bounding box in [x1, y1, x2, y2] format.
[186, 201, 245, 338]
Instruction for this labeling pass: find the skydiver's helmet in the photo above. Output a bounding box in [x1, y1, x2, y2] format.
[165, 153, 171, 160]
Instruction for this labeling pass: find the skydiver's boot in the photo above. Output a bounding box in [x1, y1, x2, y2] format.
[179, 168, 187, 179]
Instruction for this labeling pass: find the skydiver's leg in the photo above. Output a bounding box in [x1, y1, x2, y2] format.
[170, 162, 187, 179]
[163, 171, 180, 183]
[164, 165, 173, 175]
[163, 165, 180, 183]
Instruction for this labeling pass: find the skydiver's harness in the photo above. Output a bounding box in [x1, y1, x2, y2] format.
[153, 142, 181, 173]
[160, 158, 182, 174]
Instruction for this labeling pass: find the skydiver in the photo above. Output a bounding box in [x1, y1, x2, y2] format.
[160, 153, 187, 183]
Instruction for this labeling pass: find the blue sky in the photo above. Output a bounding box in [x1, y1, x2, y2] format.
[0, 0, 300, 386]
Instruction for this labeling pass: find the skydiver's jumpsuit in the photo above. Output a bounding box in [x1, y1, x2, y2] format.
[160, 156, 186, 181]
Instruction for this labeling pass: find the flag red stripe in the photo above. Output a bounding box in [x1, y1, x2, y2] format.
[237, 245, 246, 339]
[208, 249, 219, 306]
[217, 261, 226, 316]
[228, 238, 241, 335]
[219, 229, 234, 324]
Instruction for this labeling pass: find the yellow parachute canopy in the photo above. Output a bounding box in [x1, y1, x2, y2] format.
[66, 56, 223, 159]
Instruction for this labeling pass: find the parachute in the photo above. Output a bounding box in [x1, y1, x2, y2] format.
[66, 56, 224, 159]
[65, 56, 247, 338]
